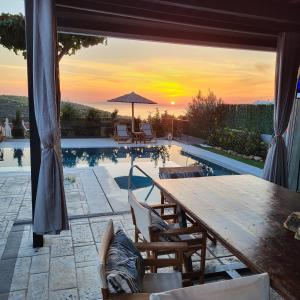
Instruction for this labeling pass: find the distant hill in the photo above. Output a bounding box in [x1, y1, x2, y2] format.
[0, 95, 111, 122]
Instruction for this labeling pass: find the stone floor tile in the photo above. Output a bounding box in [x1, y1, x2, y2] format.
[18, 246, 49, 258]
[10, 272, 30, 292]
[49, 256, 76, 291]
[76, 266, 101, 300]
[27, 272, 48, 300]
[8, 290, 26, 300]
[75, 261, 98, 269]
[219, 255, 240, 265]
[71, 224, 94, 245]
[10, 257, 31, 291]
[70, 218, 89, 225]
[90, 220, 123, 243]
[14, 257, 31, 273]
[121, 219, 135, 230]
[74, 245, 98, 263]
[50, 237, 73, 258]
[203, 258, 223, 273]
[30, 254, 49, 274]
[49, 288, 79, 300]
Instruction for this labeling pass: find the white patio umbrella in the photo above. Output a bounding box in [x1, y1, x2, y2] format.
[107, 92, 157, 131]
[4, 118, 12, 137]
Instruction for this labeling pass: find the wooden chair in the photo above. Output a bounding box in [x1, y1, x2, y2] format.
[139, 123, 156, 142]
[99, 220, 188, 300]
[150, 273, 270, 300]
[159, 166, 217, 245]
[114, 124, 131, 143]
[128, 191, 207, 284]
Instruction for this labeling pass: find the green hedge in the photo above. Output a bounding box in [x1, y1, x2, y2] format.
[61, 118, 113, 138]
[208, 127, 268, 158]
[223, 104, 273, 134]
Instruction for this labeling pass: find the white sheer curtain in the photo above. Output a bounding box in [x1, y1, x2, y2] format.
[262, 33, 300, 187]
[32, 0, 69, 234]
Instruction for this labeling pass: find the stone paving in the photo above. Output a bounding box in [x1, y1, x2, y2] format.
[1, 212, 259, 300]
[0, 167, 281, 299]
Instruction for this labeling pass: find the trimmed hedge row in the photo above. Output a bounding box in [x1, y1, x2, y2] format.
[61, 119, 113, 138]
[223, 104, 273, 134]
[208, 127, 268, 158]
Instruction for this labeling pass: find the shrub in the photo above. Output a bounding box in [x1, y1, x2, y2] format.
[208, 127, 268, 158]
[61, 103, 80, 121]
[186, 90, 225, 139]
[12, 110, 24, 138]
[147, 109, 174, 137]
[86, 108, 101, 121]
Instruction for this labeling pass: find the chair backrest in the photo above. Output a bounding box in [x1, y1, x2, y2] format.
[150, 273, 270, 300]
[140, 123, 153, 136]
[159, 166, 204, 179]
[128, 191, 152, 242]
[98, 220, 114, 290]
[116, 124, 129, 137]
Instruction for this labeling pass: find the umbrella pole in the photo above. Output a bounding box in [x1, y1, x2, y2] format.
[131, 102, 135, 132]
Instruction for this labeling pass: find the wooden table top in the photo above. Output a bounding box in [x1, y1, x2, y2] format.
[154, 175, 300, 300]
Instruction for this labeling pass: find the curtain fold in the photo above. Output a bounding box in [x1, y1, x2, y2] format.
[287, 95, 300, 192]
[262, 33, 300, 187]
[32, 0, 69, 234]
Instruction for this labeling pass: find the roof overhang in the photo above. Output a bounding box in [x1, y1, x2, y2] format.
[55, 0, 300, 51]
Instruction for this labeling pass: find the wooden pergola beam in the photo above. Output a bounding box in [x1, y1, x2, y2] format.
[57, 8, 277, 51]
[55, 0, 300, 51]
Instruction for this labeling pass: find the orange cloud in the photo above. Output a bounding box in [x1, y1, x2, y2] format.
[0, 39, 276, 108]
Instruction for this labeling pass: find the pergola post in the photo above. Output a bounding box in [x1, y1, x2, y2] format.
[25, 0, 44, 248]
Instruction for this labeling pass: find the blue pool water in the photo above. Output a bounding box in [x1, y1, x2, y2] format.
[0, 145, 235, 176]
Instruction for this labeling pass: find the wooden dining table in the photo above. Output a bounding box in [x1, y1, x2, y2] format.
[154, 174, 300, 300]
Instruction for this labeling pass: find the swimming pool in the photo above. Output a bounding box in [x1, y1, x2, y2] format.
[0, 145, 236, 176]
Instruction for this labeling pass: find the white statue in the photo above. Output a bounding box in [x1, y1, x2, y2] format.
[4, 118, 12, 137]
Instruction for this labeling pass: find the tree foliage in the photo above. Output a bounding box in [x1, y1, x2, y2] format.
[186, 90, 225, 139]
[0, 13, 106, 61]
[61, 103, 80, 121]
[12, 109, 24, 138]
[147, 108, 174, 137]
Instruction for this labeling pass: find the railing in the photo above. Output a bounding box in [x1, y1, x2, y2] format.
[128, 164, 155, 202]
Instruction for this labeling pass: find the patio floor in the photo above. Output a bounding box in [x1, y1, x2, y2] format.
[1, 211, 264, 300]
[0, 173, 282, 299]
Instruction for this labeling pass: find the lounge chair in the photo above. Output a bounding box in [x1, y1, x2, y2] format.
[159, 166, 217, 245]
[114, 124, 131, 143]
[128, 191, 207, 284]
[150, 273, 270, 300]
[140, 123, 156, 142]
[99, 219, 188, 300]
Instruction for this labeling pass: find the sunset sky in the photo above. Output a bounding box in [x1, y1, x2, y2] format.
[0, 1, 276, 116]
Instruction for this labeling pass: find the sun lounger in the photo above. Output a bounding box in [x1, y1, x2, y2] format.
[114, 124, 131, 143]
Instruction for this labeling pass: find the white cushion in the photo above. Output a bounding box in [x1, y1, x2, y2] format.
[117, 125, 127, 131]
[142, 272, 182, 293]
[118, 131, 129, 137]
[150, 273, 270, 300]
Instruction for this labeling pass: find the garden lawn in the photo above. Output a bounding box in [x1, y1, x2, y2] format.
[193, 144, 265, 169]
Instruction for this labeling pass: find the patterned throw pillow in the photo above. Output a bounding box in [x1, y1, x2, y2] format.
[106, 229, 145, 294]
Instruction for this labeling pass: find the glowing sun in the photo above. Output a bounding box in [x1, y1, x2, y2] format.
[170, 101, 176, 105]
